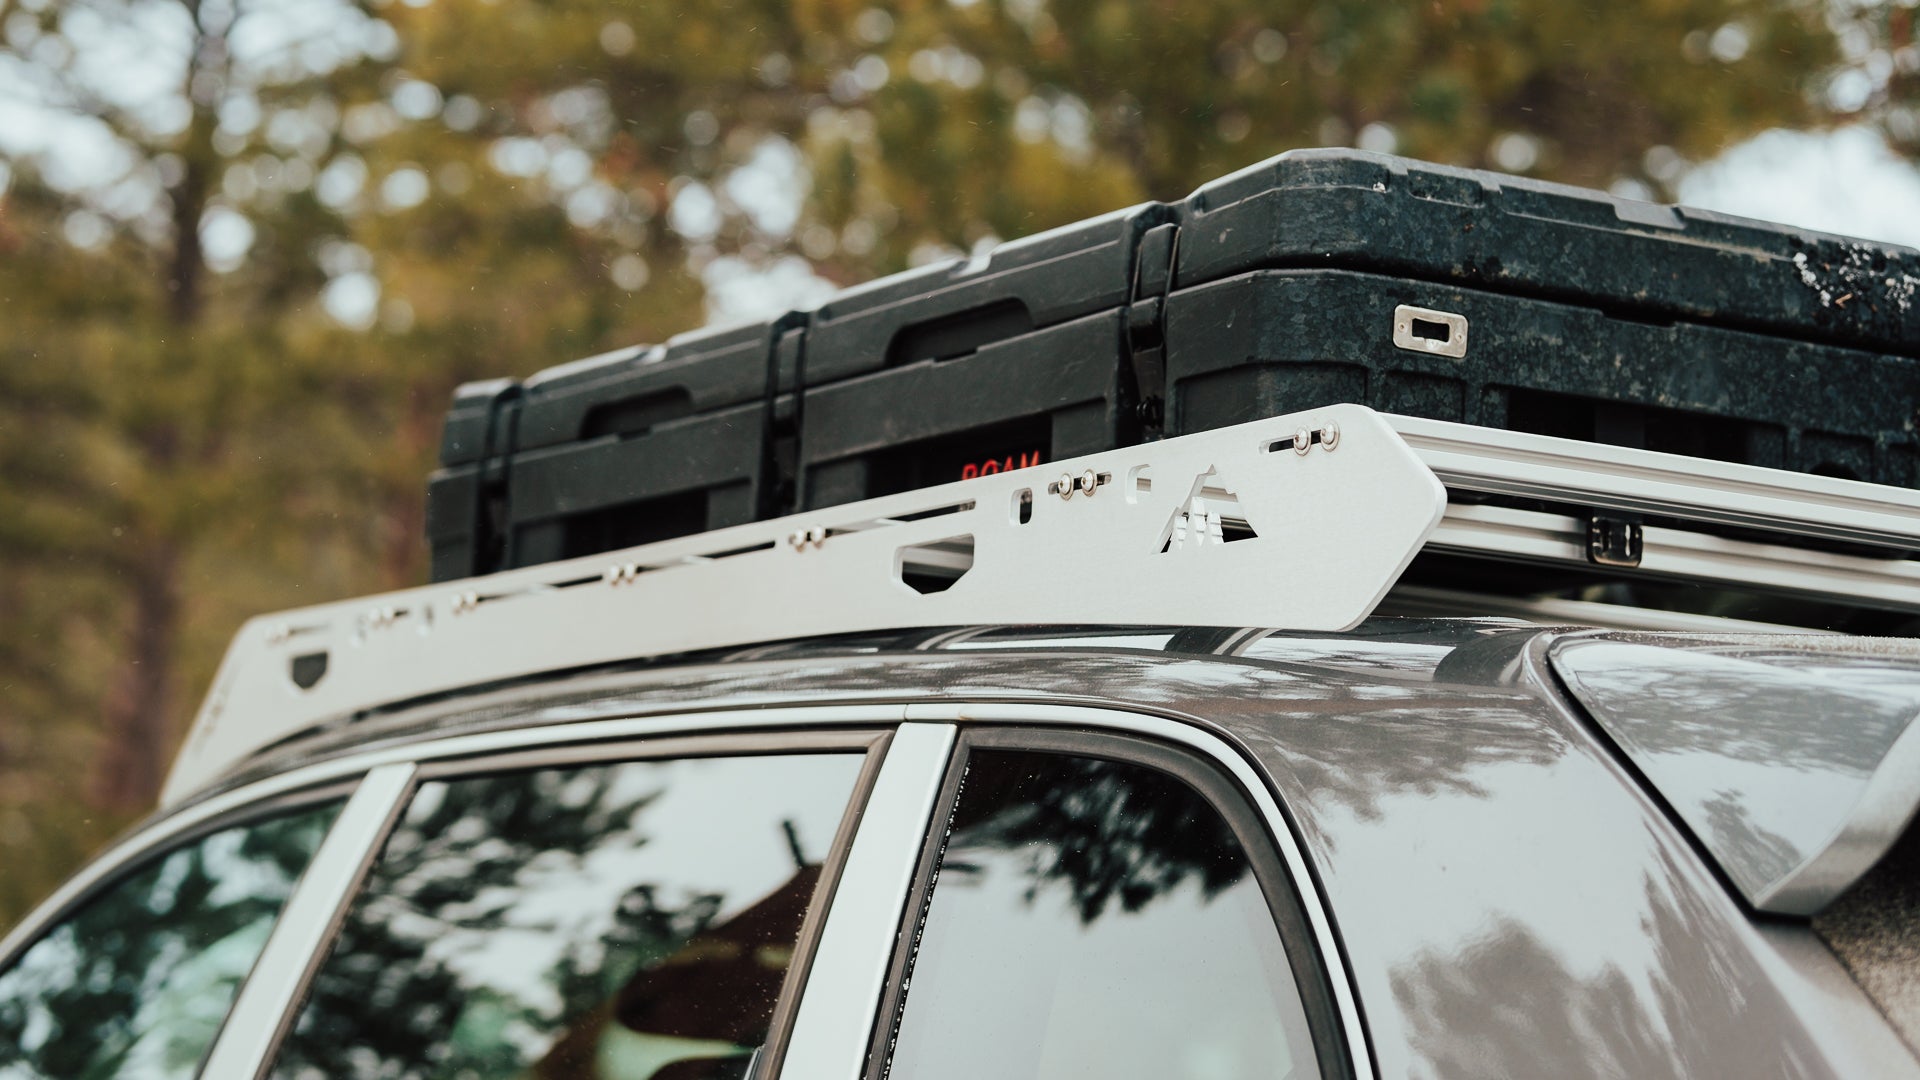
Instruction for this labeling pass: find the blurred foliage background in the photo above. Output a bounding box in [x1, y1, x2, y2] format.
[0, 0, 1916, 927]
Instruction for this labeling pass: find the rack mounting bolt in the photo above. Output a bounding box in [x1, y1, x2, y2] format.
[1079, 469, 1098, 495]
[1318, 422, 1341, 451]
[1058, 473, 1076, 500]
[1293, 428, 1312, 456]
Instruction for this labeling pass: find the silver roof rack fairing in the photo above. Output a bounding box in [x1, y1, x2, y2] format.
[165, 404, 1444, 803]
[164, 404, 1920, 805]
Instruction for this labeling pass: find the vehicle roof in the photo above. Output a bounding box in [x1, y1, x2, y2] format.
[194, 616, 1920, 919]
[206, 617, 1536, 791]
[206, 618, 1920, 795]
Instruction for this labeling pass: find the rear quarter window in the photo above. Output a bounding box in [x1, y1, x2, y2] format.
[881, 746, 1328, 1080]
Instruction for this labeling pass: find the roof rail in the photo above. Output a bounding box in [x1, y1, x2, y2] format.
[164, 404, 1920, 804]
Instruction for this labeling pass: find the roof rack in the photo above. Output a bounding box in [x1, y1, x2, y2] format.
[164, 404, 1920, 804]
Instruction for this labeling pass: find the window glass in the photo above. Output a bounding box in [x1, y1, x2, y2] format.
[0, 801, 343, 1080]
[885, 749, 1321, 1080]
[271, 751, 864, 1080]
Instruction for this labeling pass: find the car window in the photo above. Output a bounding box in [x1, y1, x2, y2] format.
[269, 751, 865, 1080]
[882, 748, 1323, 1080]
[0, 800, 343, 1080]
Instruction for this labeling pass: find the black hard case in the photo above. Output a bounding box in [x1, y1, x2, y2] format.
[428, 149, 1920, 581]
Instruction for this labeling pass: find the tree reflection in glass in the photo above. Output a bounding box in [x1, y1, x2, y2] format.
[0, 801, 343, 1079]
[886, 751, 1321, 1080]
[269, 752, 862, 1080]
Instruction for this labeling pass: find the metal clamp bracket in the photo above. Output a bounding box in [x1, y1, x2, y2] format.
[1587, 515, 1644, 568]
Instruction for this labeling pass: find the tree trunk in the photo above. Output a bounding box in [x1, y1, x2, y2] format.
[165, 157, 206, 326]
[380, 388, 438, 588]
[87, 13, 217, 810]
[91, 540, 181, 811]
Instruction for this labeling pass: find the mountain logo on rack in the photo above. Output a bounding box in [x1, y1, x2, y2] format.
[1160, 468, 1259, 552]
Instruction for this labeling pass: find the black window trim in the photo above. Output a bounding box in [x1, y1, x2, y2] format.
[864, 724, 1359, 1080]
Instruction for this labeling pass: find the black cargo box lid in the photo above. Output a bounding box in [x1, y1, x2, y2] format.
[509, 316, 805, 455]
[805, 202, 1172, 384]
[1178, 148, 1920, 357]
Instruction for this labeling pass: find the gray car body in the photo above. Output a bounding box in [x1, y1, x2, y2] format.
[30, 618, 1920, 1078]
